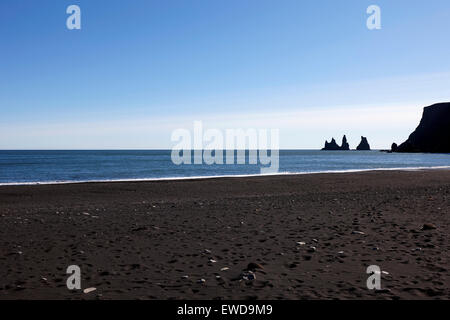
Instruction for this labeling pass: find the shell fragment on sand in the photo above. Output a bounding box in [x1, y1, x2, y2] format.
[83, 287, 96, 294]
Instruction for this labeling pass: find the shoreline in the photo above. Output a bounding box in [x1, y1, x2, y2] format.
[1, 165, 450, 187]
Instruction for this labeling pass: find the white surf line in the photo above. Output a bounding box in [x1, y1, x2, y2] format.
[1, 166, 450, 186]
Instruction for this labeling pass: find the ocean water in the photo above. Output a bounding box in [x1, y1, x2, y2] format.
[0, 150, 449, 185]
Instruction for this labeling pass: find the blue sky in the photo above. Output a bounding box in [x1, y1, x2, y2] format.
[1, 0, 450, 149]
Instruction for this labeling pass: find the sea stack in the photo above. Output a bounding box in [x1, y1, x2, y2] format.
[391, 143, 398, 152]
[322, 138, 341, 150]
[392, 102, 450, 153]
[341, 135, 350, 150]
[322, 135, 350, 151]
[356, 136, 371, 150]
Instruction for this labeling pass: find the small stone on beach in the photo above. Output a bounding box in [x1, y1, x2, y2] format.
[241, 271, 256, 281]
[421, 223, 437, 231]
[375, 288, 391, 294]
[83, 287, 96, 294]
[246, 263, 264, 271]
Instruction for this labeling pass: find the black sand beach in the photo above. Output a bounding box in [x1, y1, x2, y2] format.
[0, 170, 449, 299]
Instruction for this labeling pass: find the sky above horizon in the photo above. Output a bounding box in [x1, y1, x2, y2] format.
[1, 0, 450, 149]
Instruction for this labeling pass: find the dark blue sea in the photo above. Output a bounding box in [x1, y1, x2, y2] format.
[0, 150, 449, 185]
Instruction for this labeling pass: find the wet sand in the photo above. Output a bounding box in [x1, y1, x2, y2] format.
[0, 169, 449, 299]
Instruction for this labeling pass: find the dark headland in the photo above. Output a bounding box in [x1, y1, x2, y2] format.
[392, 102, 450, 153]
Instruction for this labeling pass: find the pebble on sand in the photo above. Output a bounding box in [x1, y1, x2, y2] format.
[246, 263, 264, 271]
[83, 287, 96, 294]
[421, 223, 437, 230]
[375, 288, 391, 294]
[241, 271, 256, 281]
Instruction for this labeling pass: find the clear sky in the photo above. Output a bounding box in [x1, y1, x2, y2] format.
[1, 0, 450, 149]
